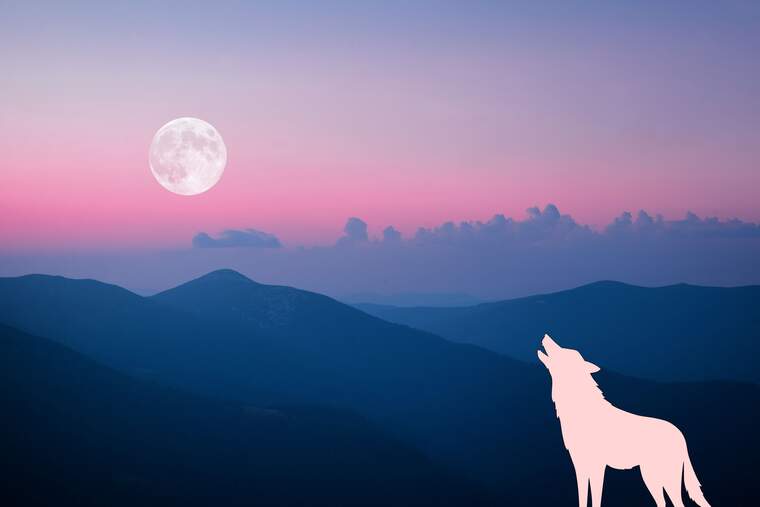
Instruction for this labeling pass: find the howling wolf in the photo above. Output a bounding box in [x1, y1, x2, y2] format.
[537, 334, 710, 507]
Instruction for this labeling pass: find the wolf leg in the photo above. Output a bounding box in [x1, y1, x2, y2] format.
[640, 465, 666, 507]
[664, 485, 685, 507]
[664, 472, 686, 507]
[589, 465, 605, 507]
[572, 461, 589, 507]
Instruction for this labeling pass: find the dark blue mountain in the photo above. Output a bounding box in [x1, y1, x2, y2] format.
[1, 271, 758, 505]
[340, 291, 485, 307]
[0, 323, 487, 506]
[355, 281, 760, 383]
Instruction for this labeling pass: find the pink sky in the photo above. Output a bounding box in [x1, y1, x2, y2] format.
[2, 2, 759, 251]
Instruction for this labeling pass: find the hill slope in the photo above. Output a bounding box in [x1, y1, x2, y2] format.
[2, 272, 759, 505]
[355, 281, 760, 383]
[0, 324, 486, 506]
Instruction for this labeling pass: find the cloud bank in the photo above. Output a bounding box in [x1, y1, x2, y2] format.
[192, 228, 282, 249]
[374, 205, 759, 247]
[285, 206, 760, 299]
[408, 204, 592, 246]
[4, 205, 759, 299]
[604, 210, 760, 238]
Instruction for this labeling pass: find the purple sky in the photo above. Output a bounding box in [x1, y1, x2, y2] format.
[1, 1, 758, 298]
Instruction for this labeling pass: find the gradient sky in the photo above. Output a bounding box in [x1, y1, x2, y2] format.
[2, 1, 759, 252]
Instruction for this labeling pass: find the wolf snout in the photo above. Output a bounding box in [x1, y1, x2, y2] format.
[541, 333, 559, 354]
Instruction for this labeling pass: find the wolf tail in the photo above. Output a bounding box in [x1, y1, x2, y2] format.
[683, 450, 711, 507]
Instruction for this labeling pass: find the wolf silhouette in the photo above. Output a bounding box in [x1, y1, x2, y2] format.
[537, 334, 710, 507]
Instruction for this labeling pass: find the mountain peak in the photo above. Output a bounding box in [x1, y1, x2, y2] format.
[197, 269, 257, 284]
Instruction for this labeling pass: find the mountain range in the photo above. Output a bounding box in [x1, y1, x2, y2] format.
[355, 281, 760, 383]
[1, 324, 484, 506]
[1, 271, 758, 505]
[339, 291, 486, 307]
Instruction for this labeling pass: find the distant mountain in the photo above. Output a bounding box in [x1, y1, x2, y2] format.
[2, 271, 759, 505]
[0, 324, 486, 506]
[340, 291, 485, 307]
[355, 281, 760, 383]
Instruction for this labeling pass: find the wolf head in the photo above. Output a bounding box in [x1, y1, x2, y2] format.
[537, 334, 600, 380]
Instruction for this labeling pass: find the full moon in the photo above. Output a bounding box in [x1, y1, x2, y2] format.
[149, 117, 227, 195]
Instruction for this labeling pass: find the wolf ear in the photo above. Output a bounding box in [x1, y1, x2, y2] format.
[537, 350, 550, 368]
[585, 361, 600, 374]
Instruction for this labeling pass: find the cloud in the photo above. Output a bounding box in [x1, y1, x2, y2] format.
[605, 210, 760, 238]
[382, 226, 402, 242]
[411, 204, 592, 245]
[336, 217, 368, 246]
[192, 228, 282, 249]
[290, 205, 760, 299]
[405, 205, 760, 247]
[24, 205, 758, 298]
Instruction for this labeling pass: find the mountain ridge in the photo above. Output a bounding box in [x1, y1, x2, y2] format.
[2, 271, 758, 504]
[354, 280, 760, 383]
[1, 323, 486, 506]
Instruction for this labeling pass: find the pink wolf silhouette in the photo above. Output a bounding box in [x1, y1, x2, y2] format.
[537, 334, 710, 507]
